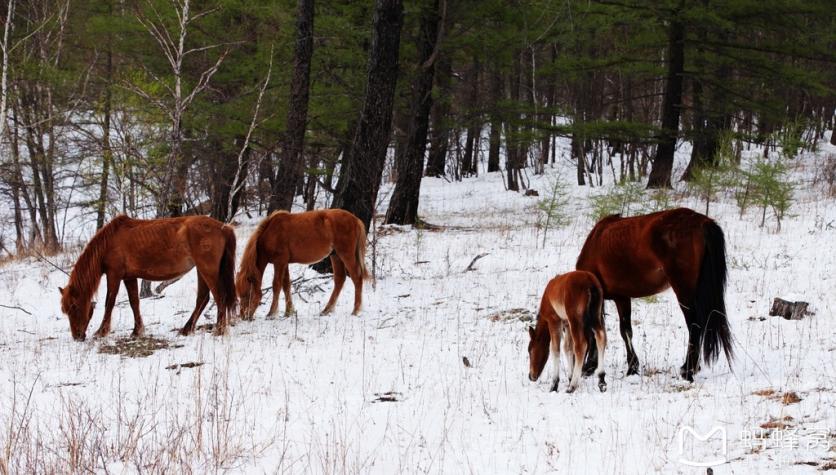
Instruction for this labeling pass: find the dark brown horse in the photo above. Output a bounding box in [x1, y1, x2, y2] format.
[59, 215, 237, 340]
[528, 271, 607, 393]
[576, 207, 733, 381]
[236, 209, 369, 319]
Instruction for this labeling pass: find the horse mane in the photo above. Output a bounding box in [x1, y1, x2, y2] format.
[236, 212, 282, 293]
[66, 215, 132, 303]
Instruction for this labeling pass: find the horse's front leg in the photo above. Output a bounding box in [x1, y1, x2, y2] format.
[124, 278, 144, 338]
[614, 297, 639, 375]
[267, 264, 285, 318]
[93, 275, 121, 338]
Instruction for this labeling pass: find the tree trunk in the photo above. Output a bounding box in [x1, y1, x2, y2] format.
[97, 29, 113, 229]
[487, 66, 503, 173]
[424, 57, 450, 177]
[647, 13, 685, 189]
[270, 0, 315, 212]
[385, 0, 441, 225]
[331, 0, 404, 231]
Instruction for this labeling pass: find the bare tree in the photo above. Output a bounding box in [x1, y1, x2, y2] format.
[131, 0, 230, 216]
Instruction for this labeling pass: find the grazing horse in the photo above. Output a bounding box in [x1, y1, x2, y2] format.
[59, 215, 237, 340]
[236, 209, 369, 319]
[528, 271, 607, 393]
[576, 208, 733, 382]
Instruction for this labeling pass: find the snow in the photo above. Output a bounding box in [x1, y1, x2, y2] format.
[1, 137, 835, 473]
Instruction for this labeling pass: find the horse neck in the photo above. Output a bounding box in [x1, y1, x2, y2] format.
[68, 243, 105, 304]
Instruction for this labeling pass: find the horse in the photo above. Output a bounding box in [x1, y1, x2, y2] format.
[528, 271, 607, 393]
[236, 209, 370, 319]
[576, 207, 733, 382]
[59, 215, 237, 340]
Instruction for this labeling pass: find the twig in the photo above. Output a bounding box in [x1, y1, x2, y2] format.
[0, 304, 32, 315]
[32, 250, 69, 276]
[464, 253, 488, 272]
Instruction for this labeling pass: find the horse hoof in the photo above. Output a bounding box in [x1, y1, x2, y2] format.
[179, 328, 192, 337]
[550, 381, 560, 392]
[131, 328, 145, 339]
[566, 386, 577, 394]
[599, 382, 607, 392]
[213, 328, 227, 337]
[93, 330, 109, 339]
[626, 366, 639, 376]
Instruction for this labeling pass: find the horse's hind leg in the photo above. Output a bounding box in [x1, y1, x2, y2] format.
[124, 278, 144, 338]
[267, 263, 288, 318]
[180, 277, 210, 336]
[671, 282, 700, 382]
[566, 324, 588, 393]
[321, 255, 346, 315]
[93, 275, 121, 338]
[614, 297, 640, 375]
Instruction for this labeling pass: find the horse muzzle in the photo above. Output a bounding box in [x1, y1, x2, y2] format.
[529, 373, 537, 382]
[72, 332, 86, 342]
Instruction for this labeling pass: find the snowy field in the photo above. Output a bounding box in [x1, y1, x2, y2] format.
[1, 140, 835, 474]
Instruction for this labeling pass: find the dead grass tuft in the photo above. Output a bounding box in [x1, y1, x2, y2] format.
[98, 335, 183, 358]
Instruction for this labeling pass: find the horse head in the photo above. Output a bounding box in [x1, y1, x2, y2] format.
[527, 325, 549, 382]
[59, 286, 93, 341]
[237, 274, 262, 320]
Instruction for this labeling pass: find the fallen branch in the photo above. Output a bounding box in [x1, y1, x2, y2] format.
[464, 253, 488, 272]
[0, 304, 32, 315]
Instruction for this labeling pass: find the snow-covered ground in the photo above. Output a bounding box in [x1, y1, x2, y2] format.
[1, 139, 834, 473]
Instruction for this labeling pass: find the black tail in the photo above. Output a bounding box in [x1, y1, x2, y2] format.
[696, 220, 733, 366]
[583, 284, 603, 342]
[217, 226, 238, 316]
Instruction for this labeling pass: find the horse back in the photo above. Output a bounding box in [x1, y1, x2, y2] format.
[576, 208, 710, 298]
[542, 271, 600, 324]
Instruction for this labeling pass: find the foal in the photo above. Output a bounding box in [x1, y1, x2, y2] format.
[528, 271, 607, 393]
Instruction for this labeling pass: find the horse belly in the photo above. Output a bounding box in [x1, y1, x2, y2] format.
[287, 238, 332, 264]
[598, 253, 670, 298]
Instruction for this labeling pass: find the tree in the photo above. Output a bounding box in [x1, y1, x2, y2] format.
[385, 0, 443, 225]
[331, 0, 404, 231]
[270, 0, 314, 212]
[647, 3, 685, 189]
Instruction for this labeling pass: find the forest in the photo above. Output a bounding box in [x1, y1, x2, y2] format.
[0, 0, 833, 255]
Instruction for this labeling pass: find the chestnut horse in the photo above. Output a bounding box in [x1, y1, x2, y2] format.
[528, 271, 607, 393]
[576, 208, 733, 381]
[59, 215, 237, 340]
[236, 209, 369, 319]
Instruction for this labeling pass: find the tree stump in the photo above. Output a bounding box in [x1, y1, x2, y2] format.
[769, 298, 810, 320]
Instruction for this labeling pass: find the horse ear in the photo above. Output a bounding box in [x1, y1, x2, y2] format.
[58, 286, 64, 295]
[528, 326, 535, 339]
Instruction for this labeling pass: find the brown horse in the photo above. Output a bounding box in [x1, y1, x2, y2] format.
[59, 215, 237, 340]
[528, 271, 607, 393]
[236, 209, 369, 319]
[576, 207, 733, 382]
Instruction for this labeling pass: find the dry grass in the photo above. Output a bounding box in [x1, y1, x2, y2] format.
[98, 335, 183, 358]
[486, 307, 535, 323]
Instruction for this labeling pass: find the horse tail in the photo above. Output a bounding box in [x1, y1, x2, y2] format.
[583, 280, 604, 343]
[696, 219, 734, 367]
[217, 225, 238, 314]
[354, 217, 370, 280]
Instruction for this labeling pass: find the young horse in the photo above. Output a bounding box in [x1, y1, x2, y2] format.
[528, 271, 607, 393]
[59, 215, 237, 340]
[576, 207, 733, 382]
[236, 209, 370, 319]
